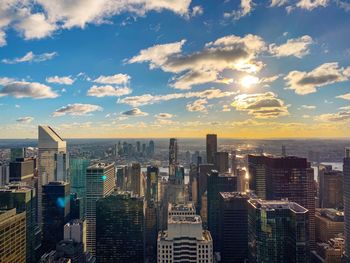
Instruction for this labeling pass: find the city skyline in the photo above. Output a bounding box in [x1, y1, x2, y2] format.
[0, 1, 350, 139]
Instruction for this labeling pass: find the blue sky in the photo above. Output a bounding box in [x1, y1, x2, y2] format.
[0, 0, 350, 138]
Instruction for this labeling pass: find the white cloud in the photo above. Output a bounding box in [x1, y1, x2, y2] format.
[270, 0, 289, 7]
[122, 108, 148, 116]
[301, 105, 316, 109]
[128, 34, 266, 89]
[53, 103, 103, 117]
[224, 0, 254, 20]
[46, 76, 75, 85]
[269, 35, 313, 58]
[191, 5, 204, 17]
[231, 92, 289, 118]
[0, 77, 15, 85]
[0, 0, 192, 46]
[336, 93, 350, 100]
[16, 116, 34, 124]
[317, 110, 350, 122]
[119, 88, 238, 107]
[93, 73, 130, 85]
[186, 99, 208, 112]
[87, 85, 132, 97]
[2, 51, 57, 64]
[337, 1, 350, 11]
[296, 0, 328, 10]
[155, 113, 174, 118]
[222, 105, 231, 112]
[285, 62, 350, 95]
[0, 81, 59, 99]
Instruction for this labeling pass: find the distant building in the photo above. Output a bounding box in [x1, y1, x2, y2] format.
[10, 147, 26, 161]
[0, 208, 26, 263]
[169, 138, 178, 177]
[197, 163, 214, 211]
[318, 165, 343, 209]
[158, 203, 213, 263]
[219, 192, 249, 262]
[42, 181, 71, 253]
[248, 154, 316, 248]
[0, 162, 9, 186]
[145, 200, 158, 262]
[86, 162, 115, 255]
[206, 134, 217, 164]
[70, 193, 83, 220]
[146, 166, 159, 202]
[96, 191, 144, 262]
[116, 165, 128, 190]
[9, 157, 35, 184]
[207, 170, 237, 251]
[315, 209, 344, 242]
[64, 219, 87, 251]
[214, 152, 229, 173]
[0, 183, 41, 263]
[343, 147, 350, 261]
[248, 199, 309, 263]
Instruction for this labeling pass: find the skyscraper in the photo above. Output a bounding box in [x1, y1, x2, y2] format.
[0, 208, 26, 263]
[0, 162, 9, 186]
[38, 125, 67, 225]
[158, 202, 213, 263]
[214, 151, 229, 173]
[42, 181, 71, 253]
[206, 134, 217, 164]
[207, 170, 237, 251]
[0, 183, 41, 263]
[318, 165, 343, 209]
[129, 162, 141, 196]
[248, 199, 309, 263]
[248, 154, 316, 248]
[343, 147, 350, 261]
[96, 191, 144, 263]
[149, 140, 155, 157]
[219, 192, 249, 263]
[86, 162, 115, 255]
[169, 138, 178, 177]
[70, 157, 90, 214]
[146, 165, 159, 202]
[10, 147, 26, 161]
[197, 163, 214, 211]
[116, 165, 128, 190]
[9, 157, 36, 185]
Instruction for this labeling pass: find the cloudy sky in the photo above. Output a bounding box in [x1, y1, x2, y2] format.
[0, 0, 350, 138]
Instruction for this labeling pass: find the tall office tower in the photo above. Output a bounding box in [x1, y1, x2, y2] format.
[185, 150, 191, 164]
[149, 140, 155, 156]
[96, 191, 144, 263]
[86, 162, 115, 255]
[55, 152, 69, 182]
[248, 155, 316, 248]
[248, 199, 309, 263]
[136, 141, 141, 153]
[201, 191, 208, 226]
[116, 165, 128, 190]
[214, 151, 229, 173]
[189, 163, 198, 204]
[315, 209, 344, 242]
[206, 134, 217, 164]
[10, 147, 26, 161]
[219, 192, 249, 263]
[0, 162, 9, 186]
[318, 165, 343, 208]
[64, 219, 87, 251]
[230, 150, 237, 174]
[198, 164, 214, 210]
[70, 157, 90, 214]
[169, 138, 178, 177]
[146, 166, 159, 202]
[237, 168, 248, 192]
[158, 178, 169, 231]
[158, 203, 213, 263]
[174, 165, 185, 184]
[129, 162, 141, 196]
[42, 181, 71, 253]
[207, 170, 237, 251]
[9, 157, 35, 185]
[0, 183, 41, 263]
[0, 208, 26, 263]
[38, 125, 67, 225]
[343, 147, 350, 261]
[191, 150, 200, 164]
[145, 200, 158, 262]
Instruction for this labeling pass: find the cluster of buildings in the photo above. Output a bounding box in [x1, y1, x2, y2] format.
[0, 127, 350, 263]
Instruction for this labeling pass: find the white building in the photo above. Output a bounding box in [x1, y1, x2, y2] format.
[64, 219, 87, 251]
[158, 203, 213, 263]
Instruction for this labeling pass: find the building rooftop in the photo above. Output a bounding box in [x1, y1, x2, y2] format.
[0, 183, 34, 193]
[317, 208, 344, 222]
[87, 162, 114, 169]
[168, 215, 202, 224]
[249, 199, 308, 213]
[169, 202, 195, 212]
[220, 192, 249, 200]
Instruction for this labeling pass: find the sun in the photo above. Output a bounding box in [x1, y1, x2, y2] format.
[240, 75, 259, 88]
